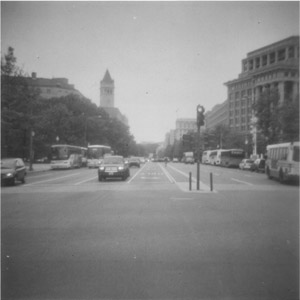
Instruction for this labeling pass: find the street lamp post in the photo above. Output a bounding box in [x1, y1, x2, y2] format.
[29, 130, 35, 171]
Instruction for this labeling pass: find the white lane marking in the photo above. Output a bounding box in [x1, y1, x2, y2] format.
[127, 163, 148, 184]
[74, 176, 97, 185]
[231, 178, 254, 186]
[158, 164, 175, 183]
[24, 173, 81, 186]
[140, 177, 160, 179]
[167, 164, 211, 191]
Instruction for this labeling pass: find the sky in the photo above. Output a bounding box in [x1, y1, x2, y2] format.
[1, 1, 299, 143]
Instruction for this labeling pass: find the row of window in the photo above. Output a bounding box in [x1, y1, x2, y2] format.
[268, 147, 289, 161]
[229, 123, 251, 132]
[229, 98, 252, 108]
[229, 116, 251, 124]
[229, 89, 252, 100]
[243, 46, 298, 72]
[229, 109, 252, 117]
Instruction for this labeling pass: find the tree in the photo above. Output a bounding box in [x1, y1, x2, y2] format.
[254, 87, 299, 144]
[280, 98, 299, 142]
[1, 47, 40, 158]
[1, 47, 138, 160]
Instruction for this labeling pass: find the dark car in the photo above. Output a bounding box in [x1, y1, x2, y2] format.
[1, 158, 27, 185]
[251, 158, 266, 173]
[128, 157, 141, 168]
[98, 155, 130, 181]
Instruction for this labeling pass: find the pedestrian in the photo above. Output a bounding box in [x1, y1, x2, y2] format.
[164, 157, 168, 167]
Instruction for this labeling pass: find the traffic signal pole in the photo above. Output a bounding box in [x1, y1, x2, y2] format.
[197, 126, 200, 190]
[196, 105, 205, 191]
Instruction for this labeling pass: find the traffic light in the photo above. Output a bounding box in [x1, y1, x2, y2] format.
[197, 105, 205, 128]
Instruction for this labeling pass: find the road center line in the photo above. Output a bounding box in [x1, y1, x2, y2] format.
[231, 178, 254, 186]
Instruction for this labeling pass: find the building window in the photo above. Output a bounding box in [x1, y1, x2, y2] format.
[278, 49, 285, 61]
[249, 59, 253, 70]
[288, 46, 295, 58]
[270, 52, 275, 64]
[235, 92, 240, 99]
[262, 55, 267, 66]
[255, 57, 260, 68]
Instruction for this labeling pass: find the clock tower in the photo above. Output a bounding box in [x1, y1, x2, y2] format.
[100, 69, 114, 107]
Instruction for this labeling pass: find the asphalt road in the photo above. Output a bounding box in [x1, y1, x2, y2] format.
[1, 162, 299, 299]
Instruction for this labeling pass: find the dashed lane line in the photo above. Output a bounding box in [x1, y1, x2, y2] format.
[231, 178, 254, 186]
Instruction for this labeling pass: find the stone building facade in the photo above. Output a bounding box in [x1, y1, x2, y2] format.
[100, 70, 128, 126]
[175, 118, 197, 140]
[224, 36, 299, 134]
[23, 72, 83, 99]
[205, 100, 229, 131]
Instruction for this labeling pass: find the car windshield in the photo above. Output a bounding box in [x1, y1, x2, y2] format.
[129, 158, 139, 161]
[1, 160, 15, 169]
[103, 157, 123, 164]
[246, 160, 254, 163]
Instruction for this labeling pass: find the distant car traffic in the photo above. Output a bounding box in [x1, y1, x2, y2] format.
[251, 158, 266, 173]
[173, 158, 179, 163]
[239, 159, 255, 170]
[128, 157, 141, 168]
[1, 158, 27, 185]
[185, 157, 195, 164]
[98, 155, 130, 181]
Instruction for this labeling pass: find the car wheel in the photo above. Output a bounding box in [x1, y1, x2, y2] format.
[21, 177, 25, 184]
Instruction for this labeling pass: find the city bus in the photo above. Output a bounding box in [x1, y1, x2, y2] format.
[87, 145, 112, 168]
[50, 144, 87, 169]
[201, 150, 211, 164]
[266, 142, 299, 183]
[209, 149, 227, 165]
[219, 149, 245, 168]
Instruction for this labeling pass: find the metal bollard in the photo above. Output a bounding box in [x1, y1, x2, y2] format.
[210, 172, 213, 191]
[189, 172, 192, 191]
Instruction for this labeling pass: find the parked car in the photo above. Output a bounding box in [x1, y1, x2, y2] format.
[128, 157, 141, 168]
[239, 159, 255, 170]
[1, 158, 27, 185]
[173, 158, 179, 163]
[98, 156, 130, 181]
[251, 158, 266, 173]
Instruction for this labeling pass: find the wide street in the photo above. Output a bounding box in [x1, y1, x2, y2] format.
[1, 161, 299, 300]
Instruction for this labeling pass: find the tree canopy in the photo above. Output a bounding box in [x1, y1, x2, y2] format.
[1, 47, 140, 160]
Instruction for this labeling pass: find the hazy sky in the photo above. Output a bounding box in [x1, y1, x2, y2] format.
[1, 1, 299, 143]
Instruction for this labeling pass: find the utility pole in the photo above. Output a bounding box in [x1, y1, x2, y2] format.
[196, 105, 205, 190]
[29, 130, 35, 171]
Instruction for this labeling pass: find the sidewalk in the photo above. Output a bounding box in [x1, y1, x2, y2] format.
[25, 163, 51, 173]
